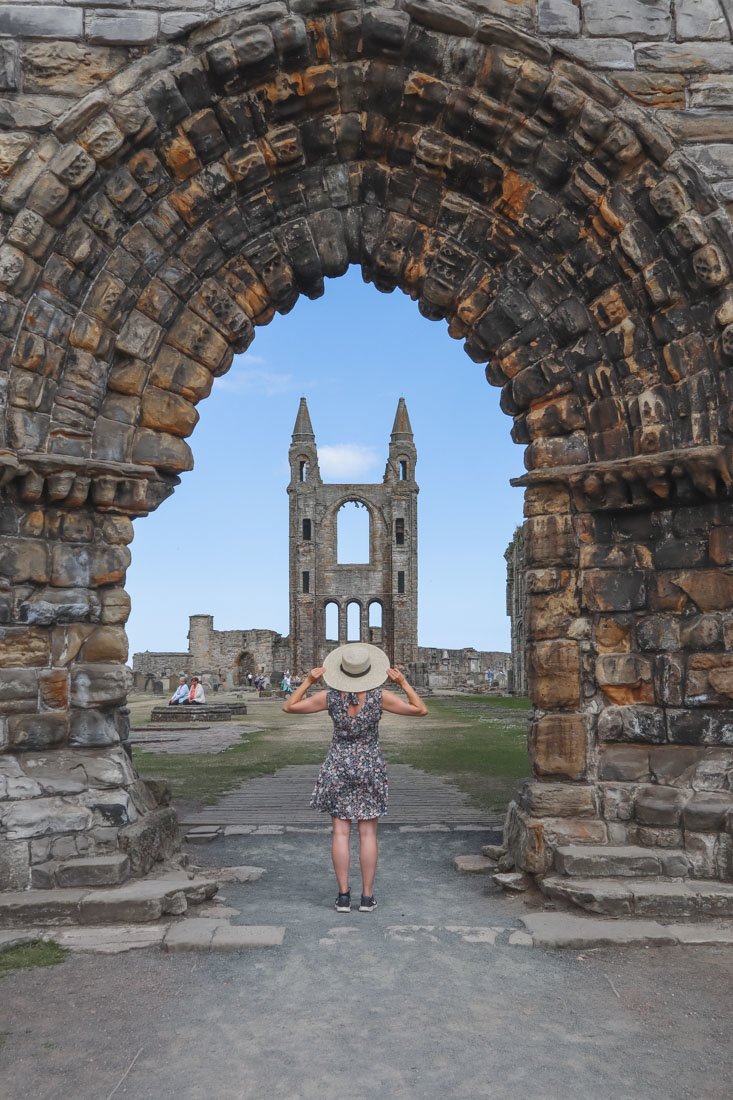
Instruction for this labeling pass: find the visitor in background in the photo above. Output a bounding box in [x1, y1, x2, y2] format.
[183, 676, 205, 705]
[282, 643, 427, 914]
[169, 676, 189, 706]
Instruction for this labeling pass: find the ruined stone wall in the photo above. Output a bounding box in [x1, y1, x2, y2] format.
[413, 645, 511, 690]
[505, 525, 528, 694]
[187, 613, 287, 684]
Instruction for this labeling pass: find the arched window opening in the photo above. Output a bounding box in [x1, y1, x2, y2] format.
[325, 601, 339, 642]
[302, 517, 311, 541]
[346, 601, 361, 642]
[397, 571, 405, 594]
[337, 500, 370, 564]
[302, 570, 310, 593]
[368, 602, 383, 645]
[399, 459, 408, 480]
[299, 459, 308, 482]
[395, 518, 405, 545]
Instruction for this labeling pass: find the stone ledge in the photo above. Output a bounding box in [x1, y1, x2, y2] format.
[518, 912, 733, 948]
[162, 918, 285, 951]
[512, 444, 733, 512]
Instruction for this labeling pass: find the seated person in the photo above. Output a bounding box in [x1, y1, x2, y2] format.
[169, 677, 189, 705]
[182, 676, 205, 704]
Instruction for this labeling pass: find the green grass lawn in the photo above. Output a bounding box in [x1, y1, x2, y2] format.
[385, 696, 531, 812]
[135, 694, 531, 814]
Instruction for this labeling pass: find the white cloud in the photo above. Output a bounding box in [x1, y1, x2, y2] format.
[216, 364, 298, 397]
[319, 444, 380, 480]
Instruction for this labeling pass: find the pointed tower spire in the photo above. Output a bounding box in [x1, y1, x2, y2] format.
[390, 397, 414, 442]
[292, 397, 315, 442]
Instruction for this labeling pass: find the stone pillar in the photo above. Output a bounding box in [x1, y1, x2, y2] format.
[0, 473, 179, 891]
[503, 485, 602, 875]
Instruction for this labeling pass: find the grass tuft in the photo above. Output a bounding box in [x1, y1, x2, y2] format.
[0, 941, 67, 975]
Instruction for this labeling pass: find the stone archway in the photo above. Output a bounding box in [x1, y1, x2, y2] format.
[235, 650, 255, 686]
[3, 1, 733, 896]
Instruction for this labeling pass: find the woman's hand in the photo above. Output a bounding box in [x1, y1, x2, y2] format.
[307, 666, 325, 684]
[387, 667, 406, 687]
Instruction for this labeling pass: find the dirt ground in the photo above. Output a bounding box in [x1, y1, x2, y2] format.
[1, 828, 732, 1100]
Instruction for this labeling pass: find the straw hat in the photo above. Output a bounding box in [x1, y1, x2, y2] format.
[322, 643, 390, 692]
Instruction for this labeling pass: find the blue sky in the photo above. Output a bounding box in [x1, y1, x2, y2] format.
[126, 267, 526, 659]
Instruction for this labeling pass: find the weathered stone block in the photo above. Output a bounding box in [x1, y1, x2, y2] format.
[86, 10, 159, 47]
[8, 712, 66, 752]
[519, 781, 596, 818]
[525, 514, 577, 567]
[686, 654, 733, 705]
[582, 570, 646, 612]
[635, 785, 686, 827]
[596, 654, 654, 705]
[527, 640, 580, 708]
[683, 792, 733, 832]
[582, 0, 671, 40]
[2, 796, 92, 840]
[118, 807, 180, 875]
[599, 746, 651, 783]
[0, 6, 83, 40]
[529, 713, 587, 779]
[597, 704, 665, 744]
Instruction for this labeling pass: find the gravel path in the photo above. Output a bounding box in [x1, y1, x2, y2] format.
[1, 829, 732, 1100]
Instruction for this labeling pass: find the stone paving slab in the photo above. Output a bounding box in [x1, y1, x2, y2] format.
[46, 925, 169, 954]
[519, 912, 733, 948]
[453, 854, 497, 873]
[180, 763, 501, 827]
[162, 918, 285, 951]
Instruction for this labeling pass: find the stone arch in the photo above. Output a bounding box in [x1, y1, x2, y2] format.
[235, 650, 255, 686]
[368, 599, 383, 646]
[4, 2, 733, 894]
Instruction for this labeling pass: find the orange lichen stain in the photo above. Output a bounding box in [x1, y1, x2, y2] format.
[261, 72, 304, 107]
[598, 195, 626, 233]
[495, 169, 534, 221]
[601, 683, 655, 705]
[306, 19, 331, 62]
[167, 180, 208, 226]
[161, 133, 201, 182]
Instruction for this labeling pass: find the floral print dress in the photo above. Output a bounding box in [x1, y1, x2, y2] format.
[310, 689, 388, 820]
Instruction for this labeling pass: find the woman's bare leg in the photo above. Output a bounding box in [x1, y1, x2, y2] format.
[331, 817, 351, 893]
[357, 818, 379, 897]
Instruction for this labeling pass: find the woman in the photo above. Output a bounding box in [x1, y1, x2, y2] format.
[283, 642, 427, 913]
[184, 676, 205, 705]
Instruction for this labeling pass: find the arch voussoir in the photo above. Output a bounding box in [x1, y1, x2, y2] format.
[3, 1, 733, 901]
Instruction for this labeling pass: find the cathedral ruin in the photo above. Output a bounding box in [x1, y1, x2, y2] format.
[133, 398, 511, 691]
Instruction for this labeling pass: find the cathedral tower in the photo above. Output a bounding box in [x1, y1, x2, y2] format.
[288, 398, 418, 674]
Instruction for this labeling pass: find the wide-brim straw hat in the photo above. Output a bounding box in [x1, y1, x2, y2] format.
[322, 643, 390, 692]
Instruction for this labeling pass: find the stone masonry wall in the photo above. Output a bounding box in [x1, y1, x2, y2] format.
[3, 1, 733, 215]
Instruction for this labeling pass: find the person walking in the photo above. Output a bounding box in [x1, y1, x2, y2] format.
[283, 642, 427, 913]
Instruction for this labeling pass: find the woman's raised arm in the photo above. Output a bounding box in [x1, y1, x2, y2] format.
[382, 668, 428, 717]
[282, 668, 329, 714]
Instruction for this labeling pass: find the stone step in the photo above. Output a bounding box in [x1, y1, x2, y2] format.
[0, 872, 218, 928]
[32, 853, 131, 889]
[542, 875, 733, 919]
[518, 913, 733, 949]
[555, 845, 689, 879]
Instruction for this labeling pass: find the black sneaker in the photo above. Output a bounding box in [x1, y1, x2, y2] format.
[335, 891, 351, 913]
[359, 895, 377, 912]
